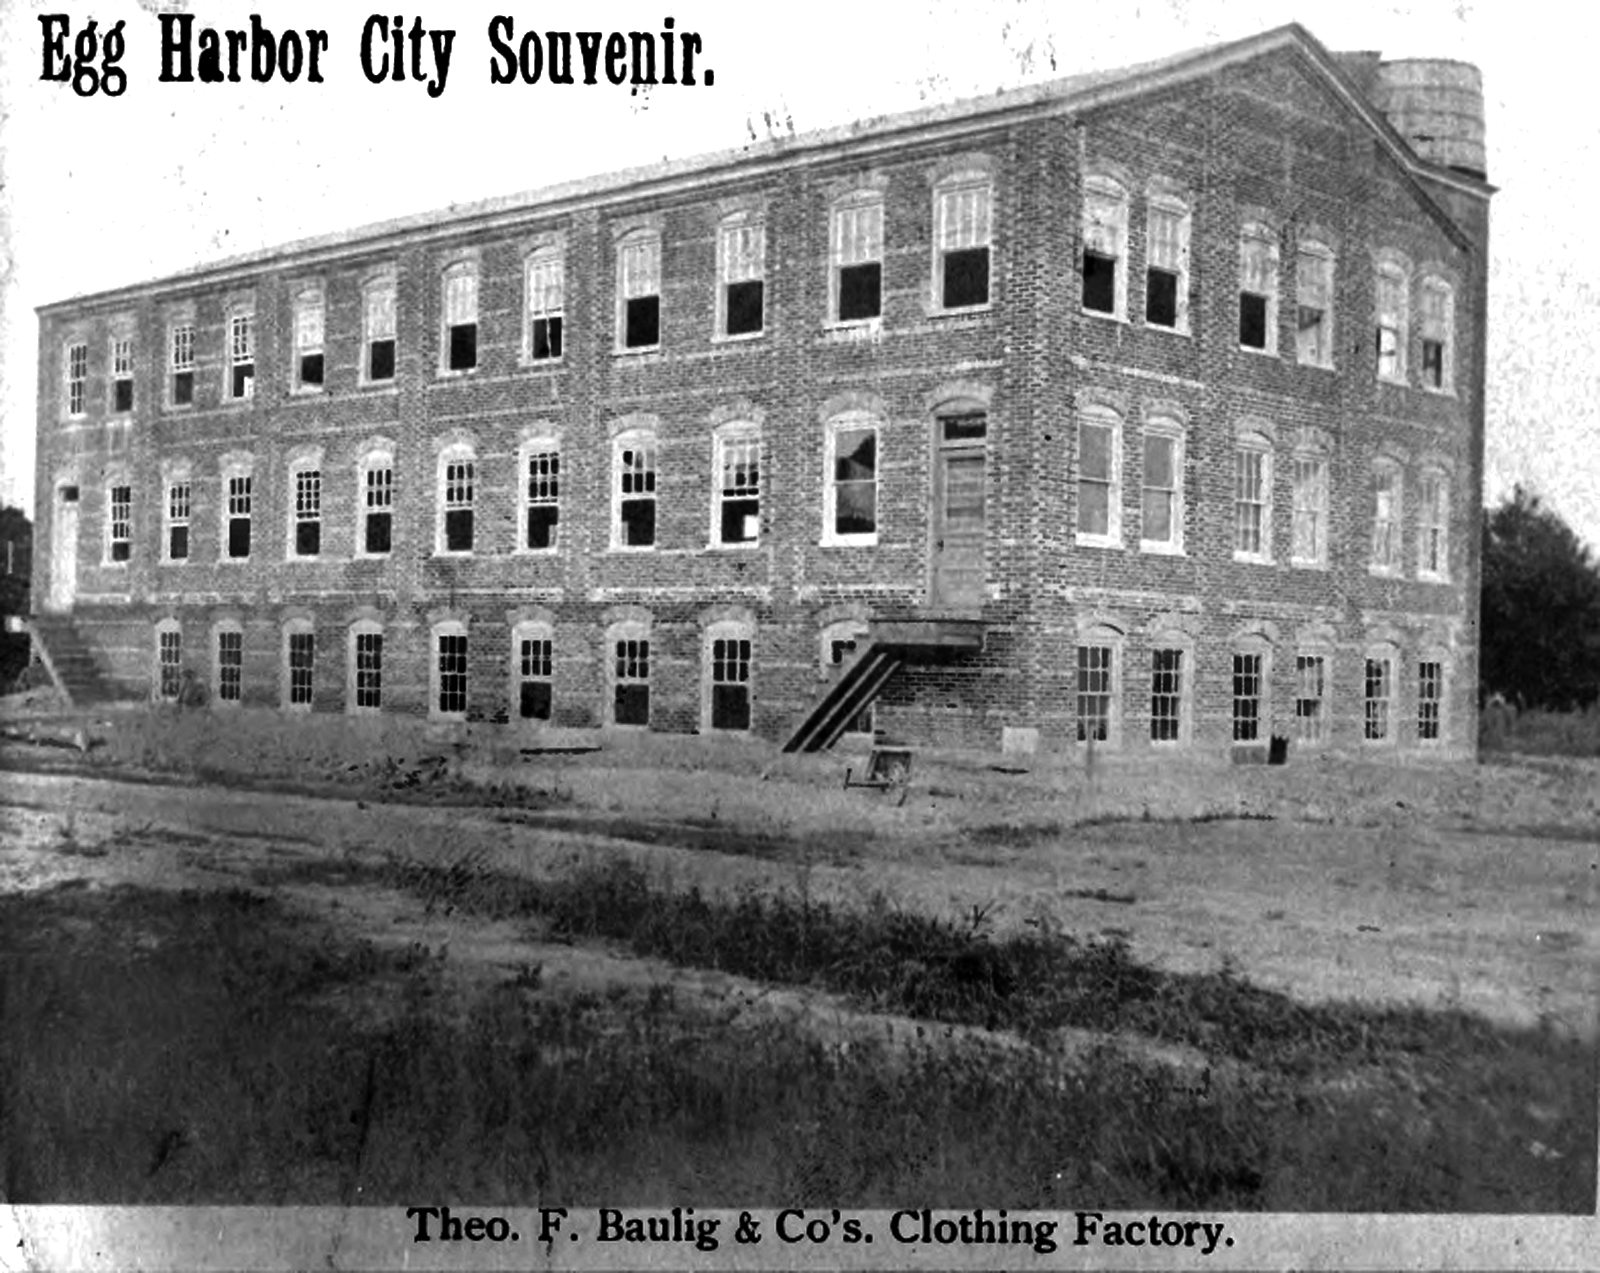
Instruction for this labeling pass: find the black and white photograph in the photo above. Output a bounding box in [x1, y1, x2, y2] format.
[1, 0, 1596, 1266]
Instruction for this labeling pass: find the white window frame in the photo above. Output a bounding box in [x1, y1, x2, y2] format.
[1231, 642, 1271, 744]
[1289, 451, 1330, 568]
[221, 461, 254, 563]
[213, 620, 245, 707]
[1075, 633, 1121, 746]
[154, 619, 183, 702]
[288, 458, 323, 560]
[110, 334, 135, 413]
[612, 429, 659, 551]
[716, 213, 767, 338]
[932, 176, 993, 313]
[431, 620, 470, 720]
[1370, 460, 1404, 576]
[436, 443, 476, 556]
[1238, 223, 1279, 354]
[105, 480, 132, 565]
[441, 263, 480, 374]
[357, 449, 395, 558]
[1148, 643, 1189, 746]
[1374, 257, 1410, 383]
[65, 341, 88, 417]
[607, 620, 652, 728]
[348, 621, 385, 715]
[293, 288, 326, 392]
[711, 423, 761, 548]
[523, 248, 565, 363]
[822, 412, 880, 548]
[227, 308, 255, 401]
[703, 619, 755, 734]
[510, 620, 556, 723]
[1417, 469, 1450, 581]
[362, 274, 398, 385]
[1076, 407, 1122, 547]
[1293, 651, 1330, 746]
[518, 437, 561, 553]
[616, 232, 663, 352]
[1080, 175, 1129, 320]
[282, 619, 316, 712]
[168, 321, 196, 408]
[1363, 650, 1397, 744]
[1143, 194, 1190, 333]
[1417, 656, 1446, 745]
[164, 469, 192, 564]
[829, 193, 884, 327]
[1295, 242, 1336, 368]
[1138, 420, 1183, 554]
[1419, 276, 1455, 394]
[1232, 435, 1273, 563]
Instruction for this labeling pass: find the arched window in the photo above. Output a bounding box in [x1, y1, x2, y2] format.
[1076, 405, 1122, 546]
[1295, 241, 1336, 367]
[292, 286, 326, 391]
[212, 619, 245, 706]
[362, 271, 398, 384]
[1139, 415, 1183, 553]
[716, 211, 766, 337]
[441, 261, 479, 373]
[1233, 427, 1274, 563]
[1417, 467, 1451, 581]
[1231, 632, 1273, 744]
[1075, 623, 1124, 745]
[1238, 222, 1280, 352]
[606, 620, 651, 727]
[221, 455, 255, 561]
[616, 229, 662, 350]
[518, 434, 561, 552]
[1144, 191, 1190, 331]
[1081, 175, 1129, 318]
[436, 441, 476, 555]
[357, 444, 395, 557]
[282, 618, 315, 711]
[932, 172, 992, 311]
[1147, 635, 1191, 746]
[822, 410, 879, 546]
[1369, 457, 1405, 575]
[163, 461, 192, 563]
[711, 422, 761, 547]
[431, 619, 469, 719]
[612, 428, 658, 549]
[1419, 276, 1455, 392]
[510, 620, 555, 722]
[153, 618, 183, 702]
[704, 619, 755, 733]
[830, 189, 884, 324]
[1363, 643, 1400, 744]
[348, 621, 385, 714]
[524, 245, 565, 362]
[287, 448, 323, 559]
[1374, 253, 1411, 382]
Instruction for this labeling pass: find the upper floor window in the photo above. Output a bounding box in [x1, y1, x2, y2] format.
[1081, 177, 1128, 317]
[1140, 421, 1183, 553]
[223, 465, 253, 560]
[169, 322, 196, 406]
[1295, 244, 1335, 367]
[165, 476, 191, 562]
[525, 249, 565, 361]
[618, 234, 662, 350]
[291, 462, 322, 558]
[1238, 224, 1278, 352]
[823, 413, 878, 546]
[1290, 451, 1330, 568]
[1419, 278, 1454, 392]
[111, 336, 134, 412]
[1374, 259, 1409, 382]
[442, 265, 479, 372]
[364, 276, 397, 383]
[1233, 434, 1273, 562]
[1418, 470, 1450, 580]
[107, 483, 131, 563]
[831, 196, 883, 323]
[359, 450, 394, 556]
[438, 445, 475, 553]
[228, 311, 255, 400]
[521, 439, 560, 551]
[1076, 407, 1122, 546]
[713, 424, 761, 546]
[1370, 461, 1404, 574]
[717, 215, 766, 337]
[614, 431, 657, 548]
[1144, 196, 1189, 330]
[294, 289, 325, 389]
[934, 180, 991, 310]
[66, 343, 88, 417]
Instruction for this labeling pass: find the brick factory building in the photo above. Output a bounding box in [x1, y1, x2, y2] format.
[30, 23, 1491, 758]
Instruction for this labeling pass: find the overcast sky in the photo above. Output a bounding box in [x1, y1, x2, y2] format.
[3, 0, 1595, 552]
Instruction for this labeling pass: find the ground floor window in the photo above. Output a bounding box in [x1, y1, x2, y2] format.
[518, 634, 553, 721]
[353, 631, 383, 712]
[709, 634, 752, 731]
[1232, 652, 1263, 742]
[437, 631, 468, 716]
[1364, 656, 1394, 742]
[1076, 644, 1114, 743]
[1294, 654, 1327, 744]
[613, 636, 650, 726]
[1417, 660, 1443, 742]
[1149, 648, 1183, 743]
[216, 630, 243, 703]
[287, 630, 314, 708]
[157, 628, 182, 700]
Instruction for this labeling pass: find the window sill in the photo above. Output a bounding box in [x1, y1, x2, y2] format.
[1080, 308, 1127, 323]
[358, 381, 400, 393]
[711, 330, 766, 346]
[287, 554, 324, 564]
[1417, 571, 1452, 585]
[435, 367, 480, 380]
[518, 355, 566, 370]
[99, 560, 130, 570]
[607, 544, 658, 554]
[929, 302, 994, 320]
[353, 552, 393, 563]
[613, 345, 662, 358]
[1076, 533, 1123, 550]
[1232, 551, 1273, 566]
[1237, 345, 1278, 358]
[819, 537, 879, 549]
[1376, 373, 1408, 388]
[1143, 321, 1190, 337]
[1295, 359, 1337, 373]
[821, 319, 883, 339]
[1421, 385, 1457, 399]
[1367, 565, 1403, 579]
[219, 557, 253, 566]
[161, 559, 190, 567]
[431, 550, 476, 560]
[1289, 557, 1330, 571]
[706, 541, 761, 553]
[512, 546, 560, 557]
[289, 386, 325, 398]
[1140, 541, 1185, 556]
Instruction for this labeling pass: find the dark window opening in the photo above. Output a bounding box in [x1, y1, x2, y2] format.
[624, 296, 660, 348]
[1146, 268, 1178, 327]
[620, 499, 655, 547]
[941, 413, 988, 443]
[436, 634, 468, 715]
[1082, 251, 1116, 313]
[1239, 293, 1268, 349]
[114, 379, 134, 412]
[712, 685, 750, 731]
[288, 633, 314, 706]
[169, 526, 188, 560]
[299, 354, 324, 387]
[615, 684, 650, 726]
[228, 517, 251, 559]
[231, 363, 253, 399]
[725, 280, 764, 335]
[365, 512, 392, 555]
[1422, 339, 1444, 387]
[720, 498, 760, 545]
[369, 339, 396, 382]
[111, 541, 130, 563]
[295, 521, 321, 557]
[532, 316, 563, 360]
[520, 680, 553, 721]
[445, 508, 474, 553]
[448, 324, 477, 372]
[943, 247, 989, 309]
[173, 372, 194, 406]
[61, 486, 79, 503]
[837, 264, 881, 321]
[527, 506, 559, 550]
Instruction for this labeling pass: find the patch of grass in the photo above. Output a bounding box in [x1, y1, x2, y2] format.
[1480, 707, 1600, 758]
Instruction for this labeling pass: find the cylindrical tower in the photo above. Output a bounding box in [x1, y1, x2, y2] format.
[1370, 59, 1487, 180]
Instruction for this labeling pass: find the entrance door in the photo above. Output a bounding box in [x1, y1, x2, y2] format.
[930, 414, 987, 610]
[49, 487, 79, 612]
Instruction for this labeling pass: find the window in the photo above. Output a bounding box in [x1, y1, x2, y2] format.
[825, 415, 878, 545]
[1375, 260, 1409, 382]
[228, 311, 254, 400]
[360, 453, 394, 556]
[1149, 647, 1184, 743]
[1233, 438, 1272, 561]
[1290, 453, 1330, 567]
[350, 626, 383, 713]
[157, 625, 182, 701]
[515, 627, 554, 721]
[292, 465, 321, 557]
[618, 234, 661, 349]
[521, 442, 560, 551]
[831, 197, 883, 323]
[1238, 225, 1278, 351]
[1081, 177, 1128, 317]
[611, 629, 650, 726]
[364, 276, 397, 382]
[525, 250, 565, 361]
[165, 479, 191, 561]
[439, 447, 475, 554]
[1418, 471, 1449, 579]
[1140, 426, 1182, 552]
[934, 180, 991, 310]
[107, 484, 131, 563]
[285, 626, 314, 709]
[1420, 278, 1454, 392]
[170, 323, 195, 406]
[1296, 244, 1335, 367]
[225, 470, 253, 559]
[1232, 651, 1265, 742]
[1076, 643, 1116, 743]
[823, 622, 874, 737]
[1370, 462, 1403, 573]
[1077, 410, 1121, 544]
[1144, 197, 1189, 330]
[1294, 654, 1327, 745]
[435, 627, 469, 717]
[1364, 655, 1394, 742]
[442, 265, 478, 372]
[713, 426, 761, 546]
[65, 342, 88, 416]
[717, 216, 766, 336]
[294, 290, 325, 389]
[614, 433, 657, 548]
[1417, 660, 1443, 742]
[707, 625, 753, 732]
[111, 336, 134, 412]
[216, 628, 243, 704]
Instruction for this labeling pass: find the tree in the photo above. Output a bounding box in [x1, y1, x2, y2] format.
[1480, 486, 1600, 711]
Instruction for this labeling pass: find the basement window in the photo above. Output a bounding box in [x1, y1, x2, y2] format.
[1364, 655, 1394, 742]
[216, 628, 243, 704]
[1149, 648, 1184, 743]
[157, 626, 182, 700]
[351, 627, 384, 713]
[1417, 660, 1443, 742]
[434, 627, 469, 718]
[285, 627, 315, 709]
[1232, 651, 1265, 742]
[1076, 643, 1116, 744]
[708, 631, 753, 732]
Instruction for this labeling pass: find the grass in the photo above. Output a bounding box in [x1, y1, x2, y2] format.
[1480, 706, 1600, 759]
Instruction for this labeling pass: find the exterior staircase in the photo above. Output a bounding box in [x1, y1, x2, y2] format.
[23, 614, 113, 707]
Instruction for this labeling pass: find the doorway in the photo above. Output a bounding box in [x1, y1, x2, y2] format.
[49, 484, 80, 612]
[930, 413, 986, 611]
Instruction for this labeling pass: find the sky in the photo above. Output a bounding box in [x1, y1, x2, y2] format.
[2, 0, 1596, 552]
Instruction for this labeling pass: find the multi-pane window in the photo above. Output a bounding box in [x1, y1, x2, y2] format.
[1420, 278, 1453, 391]
[1290, 454, 1330, 567]
[1238, 226, 1278, 351]
[158, 628, 182, 700]
[525, 252, 564, 360]
[228, 312, 255, 400]
[287, 630, 314, 707]
[1364, 656, 1393, 742]
[217, 629, 243, 703]
[441, 454, 475, 553]
[1375, 262, 1409, 381]
[353, 630, 383, 711]
[1078, 414, 1119, 541]
[832, 198, 883, 323]
[1294, 654, 1327, 744]
[1076, 644, 1114, 743]
[166, 481, 190, 561]
[226, 473, 252, 559]
[517, 633, 554, 721]
[443, 267, 478, 372]
[615, 436, 657, 548]
[613, 635, 650, 726]
[436, 631, 468, 716]
[523, 445, 560, 550]
[1233, 441, 1271, 560]
[715, 429, 761, 545]
[718, 218, 766, 336]
[618, 236, 662, 349]
[827, 419, 878, 543]
[1296, 245, 1335, 367]
[1418, 472, 1449, 578]
[1371, 463, 1403, 572]
[1232, 652, 1264, 742]
[295, 290, 325, 389]
[293, 467, 322, 557]
[1140, 429, 1180, 551]
[111, 337, 134, 412]
[1149, 648, 1184, 743]
[1145, 198, 1189, 329]
[365, 277, 397, 382]
[66, 343, 88, 416]
[108, 485, 131, 562]
[362, 458, 393, 555]
[709, 633, 753, 731]
[935, 182, 991, 310]
[1081, 178, 1127, 316]
[170, 323, 196, 406]
[1417, 660, 1443, 742]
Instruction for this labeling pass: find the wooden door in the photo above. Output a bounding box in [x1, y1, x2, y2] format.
[931, 449, 985, 610]
[49, 490, 78, 611]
